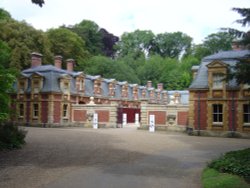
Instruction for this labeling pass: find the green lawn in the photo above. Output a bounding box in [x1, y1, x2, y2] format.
[202, 148, 250, 188]
[202, 168, 249, 188]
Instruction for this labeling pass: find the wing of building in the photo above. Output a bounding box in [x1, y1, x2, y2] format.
[189, 50, 250, 136]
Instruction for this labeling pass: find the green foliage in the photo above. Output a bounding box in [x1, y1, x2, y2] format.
[68, 20, 104, 56]
[0, 19, 53, 70]
[46, 28, 89, 66]
[192, 32, 234, 61]
[83, 55, 140, 83]
[0, 8, 11, 20]
[116, 30, 155, 58]
[0, 123, 27, 150]
[202, 168, 249, 188]
[0, 40, 11, 68]
[152, 32, 192, 58]
[208, 148, 250, 179]
[0, 66, 16, 122]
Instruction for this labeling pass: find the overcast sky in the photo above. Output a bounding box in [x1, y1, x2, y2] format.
[1, 0, 249, 44]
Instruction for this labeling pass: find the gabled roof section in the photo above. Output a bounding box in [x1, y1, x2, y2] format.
[206, 60, 228, 68]
[202, 50, 250, 62]
[19, 73, 29, 78]
[31, 72, 44, 77]
[59, 74, 71, 80]
[189, 50, 250, 90]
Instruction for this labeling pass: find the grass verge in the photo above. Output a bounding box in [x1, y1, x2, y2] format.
[202, 168, 249, 188]
[202, 148, 250, 188]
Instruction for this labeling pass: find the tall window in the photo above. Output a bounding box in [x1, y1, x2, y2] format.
[64, 82, 69, 91]
[79, 79, 84, 91]
[63, 104, 68, 118]
[33, 80, 40, 92]
[213, 104, 223, 123]
[19, 103, 24, 117]
[33, 103, 39, 118]
[20, 81, 25, 91]
[213, 73, 224, 89]
[243, 104, 250, 124]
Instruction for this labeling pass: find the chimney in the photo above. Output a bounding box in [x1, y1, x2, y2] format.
[31, 52, 42, 68]
[54, 55, 62, 69]
[147, 81, 152, 88]
[66, 59, 75, 72]
[231, 39, 243, 51]
[157, 83, 163, 91]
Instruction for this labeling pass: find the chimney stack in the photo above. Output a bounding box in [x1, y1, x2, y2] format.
[54, 55, 63, 69]
[66, 59, 75, 72]
[147, 81, 152, 88]
[157, 83, 163, 91]
[31, 52, 42, 68]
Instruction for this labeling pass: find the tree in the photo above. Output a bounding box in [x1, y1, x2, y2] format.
[0, 8, 11, 20]
[191, 32, 234, 61]
[67, 20, 104, 56]
[83, 55, 139, 83]
[152, 32, 192, 58]
[226, 8, 250, 85]
[115, 30, 155, 58]
[31, 0, 45, 7]
[0, 66, 15, 122]
[0, 19, 53, 70]
[99, 28, 119, 57]
[0, 40, 11, 68]
[46, 28, 89, 68]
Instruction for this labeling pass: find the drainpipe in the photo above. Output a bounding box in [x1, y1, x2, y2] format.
[197, 92, 201, 136]
[231, 91, 235, 137]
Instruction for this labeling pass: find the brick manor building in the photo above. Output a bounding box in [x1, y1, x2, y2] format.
[11, 52, 189, 130]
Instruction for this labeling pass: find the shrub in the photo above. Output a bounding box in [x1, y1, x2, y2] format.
[0, 122, 27, 150]
[208, 148, 250, 181]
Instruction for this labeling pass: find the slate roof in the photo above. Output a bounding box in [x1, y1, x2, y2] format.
[17, 63, 190, 104]
[189, 50, 250, 90]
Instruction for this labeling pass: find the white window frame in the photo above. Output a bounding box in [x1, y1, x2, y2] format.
[213, 104, 223, 125]
[243, 104, 250, 125]
[33, 103, 39, 118]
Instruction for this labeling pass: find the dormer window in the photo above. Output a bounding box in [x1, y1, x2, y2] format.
[93, 78, 102, 96]
[109, 83, 116, 97]
[59, 74, 71, 94]
[122, 85, 128, 98]
[213, 73, 224, 89]
[79, 79, 84, 91]
[33, 80, 40, 93]
[19, 81, 25, 93]
[64, 82, 69, 91]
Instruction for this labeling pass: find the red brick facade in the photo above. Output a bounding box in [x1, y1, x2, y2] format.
[177, 111, 188, 126]
[96, 110, 109, 122]
[149, 111, 166, 125]
[73, 110, 87, 122]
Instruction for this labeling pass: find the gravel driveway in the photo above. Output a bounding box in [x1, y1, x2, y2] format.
[0, 126, 249, 188]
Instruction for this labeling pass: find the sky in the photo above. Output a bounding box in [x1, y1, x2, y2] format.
[0, 0, 249, 44]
